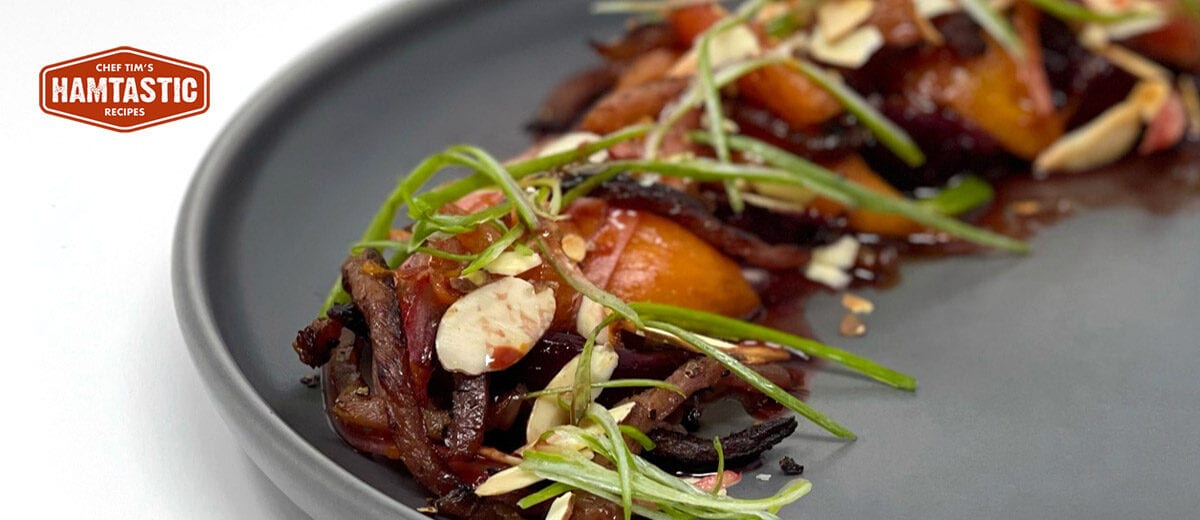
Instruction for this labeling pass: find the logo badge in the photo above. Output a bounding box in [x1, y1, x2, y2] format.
[40, 47, 209, 132]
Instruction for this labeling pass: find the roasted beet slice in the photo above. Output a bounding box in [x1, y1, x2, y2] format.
[642, 416, 799, 473]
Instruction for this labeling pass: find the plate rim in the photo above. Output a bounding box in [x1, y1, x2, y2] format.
[171, 1, 463, 518]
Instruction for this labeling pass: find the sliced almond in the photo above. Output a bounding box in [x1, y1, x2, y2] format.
[561, 233, 588, 263]
[475, 465, 543, 496]
[809, 25, 884, 69]
[914, 0, 959, 18]
[525, 346, 620, 444]
[435, 277, 556, 375]
[750, 180, 816, 207]
[483, 251, 543, 276]
[537, 131, 607, 163]
[576, 296, 613, 346]
[1033, 92, 1144, 174]
[839, 313, 867, 337]
[816, 0, 876, 42]
[1098, 44, 1172, 83]
[805, 236, 860, 290]
[669, 24, 762, 78]
[841, 292, 875, 314]
[545, 492, 575, 520]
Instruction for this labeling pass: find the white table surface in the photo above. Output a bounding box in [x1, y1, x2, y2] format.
[1, 2, 396, 517]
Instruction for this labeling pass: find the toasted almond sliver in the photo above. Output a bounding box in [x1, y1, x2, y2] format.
[841, 292, 875, 315]
[1033, 96, 1143, 174]
[816, 0, 876, 42]
[545, 492, 575, 520]
[1098, 44, 1172, 83]
[809, 25, 884, 69]
[839, 313, 867, 338]
[668, 24, 761, 78]
[476, 465, 544, 496]
[914, 0, 958, 17]
[561, 233, 588, 263]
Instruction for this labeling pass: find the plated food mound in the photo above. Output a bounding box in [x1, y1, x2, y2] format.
[292, 0, 1200, 518]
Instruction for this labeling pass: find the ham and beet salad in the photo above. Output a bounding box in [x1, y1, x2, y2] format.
[292, 1, 1200, 518]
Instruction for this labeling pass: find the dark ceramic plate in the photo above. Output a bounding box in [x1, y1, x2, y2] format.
[173, 1, 1200, 518]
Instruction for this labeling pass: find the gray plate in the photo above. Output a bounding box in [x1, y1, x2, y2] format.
[172, 1, 1200, 518]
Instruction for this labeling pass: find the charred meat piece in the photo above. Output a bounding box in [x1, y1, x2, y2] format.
[343, 250, 463, 496]
[643, 416, 799, 474]
[575, 175, 812, 269]
[623, 357, 725, 438]
[292, 317, 342, 368]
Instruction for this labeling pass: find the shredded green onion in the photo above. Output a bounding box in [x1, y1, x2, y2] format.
[459, 223, 526, 276]
[535, 236, 643, 327]
[918, 175, 995, 217]
[693, 0, 769, 213]
[621, 425, 658, 451]
[645, 55, 792, 159]
[713, 134, 1030, 253]
[960, 0, 1025, 58]
[516, 482, 573, 509]
[712, 436, 726, 496]
[1026, 0, 1157, 22]
[783, 60, 926, 167]
[632, 301, 917, 391]
[588, 404, 636, 520]
[764, 9, 801, 37]
[645, 320, 856, 439]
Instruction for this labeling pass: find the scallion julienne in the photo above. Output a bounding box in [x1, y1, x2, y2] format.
[918, 175, 994, 217]
[645, 320, 857, 439]
[710, 133, 1031, 253]
[1026, 0, 1158, 23]
[535, 236, 643, 327]
[632, 301, 918, 391]
[523, 379, 685, 399]
[960, 0, 1025, 59]
[693, 0, 769, 212]
[783, 59, 926, 167]
[318, 124, 649, 315]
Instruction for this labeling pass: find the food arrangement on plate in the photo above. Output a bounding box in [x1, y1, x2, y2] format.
[290, 0, 1200, 518]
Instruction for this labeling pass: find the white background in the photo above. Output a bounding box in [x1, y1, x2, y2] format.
[0, 1, 395, 517]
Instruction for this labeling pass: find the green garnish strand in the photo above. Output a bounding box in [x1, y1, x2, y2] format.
[645, 320, 856, 439]
[783, 60, 926, 167]
[416, 125, 651, 212]
[515, 482, 573, 509]
[318, 125, 648, 316]
[764, 9, 801, 37]
[350, 240, 477, 262]
[523, 379, 686, 399]
[714, 134, 1030, 253]
[448, 145, 539, 230]
[620, 425, 658, 451]
[587, 404, 636, 520]
[711, 436, 725, 496]
[1025, 0, 1157, 22]
[918, 175, 995, 217]
[459, 223, 526, 276]
[645, 55, 792, 159]
[960, 0, 1025, 58]
[632, 301, 916, 390]
[572, 314, 621, 423]
[521, 449, 813, 514]
[694, 0, 769, 213]
[535, 236, 643, 327]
